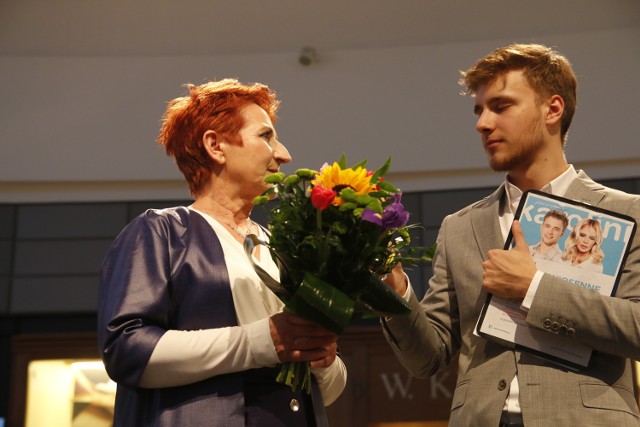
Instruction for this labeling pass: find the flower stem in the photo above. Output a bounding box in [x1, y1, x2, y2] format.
[316, 208, 322, 230]
[276, 361, 311, 394]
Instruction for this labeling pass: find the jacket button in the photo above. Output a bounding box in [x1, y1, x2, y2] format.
[290, 399, 300, 412]
[567, 328, 576, 336]
[498, 379, 507, 390]
[551, 322, 560, 332]
[543, 319, 551, 329]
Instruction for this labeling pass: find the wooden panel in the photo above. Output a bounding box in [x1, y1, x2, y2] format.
[327, 327, 455, 425]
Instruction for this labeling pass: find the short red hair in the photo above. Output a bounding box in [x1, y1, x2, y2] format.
[157, 78, 280, 197]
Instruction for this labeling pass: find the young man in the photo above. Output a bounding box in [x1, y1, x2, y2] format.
[382, 44, 640, 426]
[529, 210, 568, 262]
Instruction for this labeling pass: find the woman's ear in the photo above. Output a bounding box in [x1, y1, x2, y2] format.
[545, 94, 564, 126]
[203, 130, 225, 165]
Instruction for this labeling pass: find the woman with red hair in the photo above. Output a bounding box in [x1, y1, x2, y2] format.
[98, 79, 346, 426]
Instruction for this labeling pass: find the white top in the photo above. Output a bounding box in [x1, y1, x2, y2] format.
[570, 255, 604, 273]
[138, 207, 346, 405]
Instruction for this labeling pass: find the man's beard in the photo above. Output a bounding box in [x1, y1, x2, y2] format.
[487, 115, 546, 172]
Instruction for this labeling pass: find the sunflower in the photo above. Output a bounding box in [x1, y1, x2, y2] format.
[312, 162, 375, 206]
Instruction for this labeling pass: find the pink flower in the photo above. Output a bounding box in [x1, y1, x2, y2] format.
[310, 185, 336, 210]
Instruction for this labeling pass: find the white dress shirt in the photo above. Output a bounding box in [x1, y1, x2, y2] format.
[500, 165, 577, 413]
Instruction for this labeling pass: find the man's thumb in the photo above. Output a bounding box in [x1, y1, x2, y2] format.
[511, 220, 528, 252]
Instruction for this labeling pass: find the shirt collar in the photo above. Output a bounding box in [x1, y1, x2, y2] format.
[502, 164, 578, 215]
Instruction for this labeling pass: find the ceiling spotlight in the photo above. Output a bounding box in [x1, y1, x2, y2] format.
[299, 47, 318, 66]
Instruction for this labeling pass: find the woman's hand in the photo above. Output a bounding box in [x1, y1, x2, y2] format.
[269, 312, 337, 368]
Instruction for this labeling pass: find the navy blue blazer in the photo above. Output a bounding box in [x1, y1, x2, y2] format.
[98, 207, 325, 426]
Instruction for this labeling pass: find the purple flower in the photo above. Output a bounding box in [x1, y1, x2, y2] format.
[361, 209, 383, 226]
[362, 195, 409, 229]
[381, 201, 410, 228]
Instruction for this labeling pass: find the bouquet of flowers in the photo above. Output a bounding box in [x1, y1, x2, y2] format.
[246, 155, 434, 393]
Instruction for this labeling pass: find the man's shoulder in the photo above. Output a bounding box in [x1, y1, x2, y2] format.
[571, 172, 640, 214]
[452, 185, 504, 218]
[573, 171, 637, 199]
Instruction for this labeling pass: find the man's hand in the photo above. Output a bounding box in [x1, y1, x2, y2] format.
[482, 220, 537, 299]
[269, 312, 337, 369]
[383, 263, 408, 296]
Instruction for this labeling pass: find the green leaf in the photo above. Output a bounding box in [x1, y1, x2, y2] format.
[285, 272, 355, 334]
[338, 154, 347, 169]
[425, 243, 437, 261]
[397, 227, 410, 241]
[370, 157, 391, 183]
[330, 221, 349, 234]
[351, 159, 368, 170]
[355, 272, 411, 316]
[243, 235, 290, 297]
[377, 181, 399, 193]
[368, 190, 390, 198]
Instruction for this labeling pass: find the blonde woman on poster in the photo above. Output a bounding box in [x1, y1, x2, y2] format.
[561, 218, 605, 273]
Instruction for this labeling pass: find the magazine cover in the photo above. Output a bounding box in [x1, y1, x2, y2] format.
[476, 190, 636, 369]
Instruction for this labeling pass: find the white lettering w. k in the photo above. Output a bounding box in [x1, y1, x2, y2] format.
[380, 372, 413, 399]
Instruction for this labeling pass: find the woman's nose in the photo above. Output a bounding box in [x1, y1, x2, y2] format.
[274, 140, 292, 164]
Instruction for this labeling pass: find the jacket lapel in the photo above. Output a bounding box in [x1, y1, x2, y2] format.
[470, 185, 506, 261]
[564, 170, 606, 206]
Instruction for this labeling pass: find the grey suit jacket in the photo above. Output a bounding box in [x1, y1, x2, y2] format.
[383, 171, 640, 426]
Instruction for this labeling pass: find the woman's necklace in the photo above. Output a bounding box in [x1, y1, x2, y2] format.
[191, 204, 257, 239]
[222, 219, 257, 239]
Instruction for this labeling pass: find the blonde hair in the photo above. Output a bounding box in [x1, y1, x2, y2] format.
[562, 218, 604, 264]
